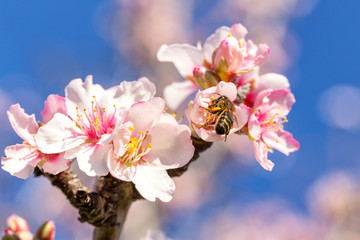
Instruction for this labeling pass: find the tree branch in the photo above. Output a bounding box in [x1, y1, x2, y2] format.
[36, 136, 212, 240]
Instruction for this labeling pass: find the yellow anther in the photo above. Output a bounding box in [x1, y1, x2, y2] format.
[164, 107, 168, 110]
[113, 104, 116, 108]
[239, 39, 243, 46]
[89, 114, 92, 117]
[129, 126, 134, 131]
[76, 106, 79, 110]
[142, 148, 145, 152]
[94, 109, 97, 112]
[148, 144, 152, 148]
[210, 96, 215, 100]
[284, 119, 288, 123]
[92, 95, 96, 98]
[172, 113, 177, 117]
[92, 101, 94, 104]
[103, 107, 106, 113]
[83, 108, 86, 111]
[228, 33, 232, 37]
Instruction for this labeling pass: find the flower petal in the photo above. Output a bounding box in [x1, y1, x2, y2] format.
[42, 153, 69, 175]
[164, 81, 198, 110]
[103, 78, 156, 110]
[262, 130, 300, 156]
[76, 143, 111, 177]
[216, 82, 237, 101]
[65, 75, 105, 120]
[253, 140, 274, 171]
[233, 104, 251, 130]
[132, 164, 175, 202]
[143, 122, 194, 169]
[1, 144, 40, 179]
[107, 149, 134, 182]
[203, 26, 230, 63]
[230, 23, 248, 39]
[41, 94, 67, 124]
[35, 113, 86, 154]
[157, 44, 204, 78]
[7, 104, 38, 146]
[248, 113, 262, 140]
[126, 97, 165, 132]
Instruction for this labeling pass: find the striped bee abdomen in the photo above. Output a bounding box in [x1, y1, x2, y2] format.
[215, 111, 233, 135]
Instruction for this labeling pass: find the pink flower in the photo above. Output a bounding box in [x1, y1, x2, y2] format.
[157, 23, 269, 110]
[248, 89, 300, 171]
[213, 24, 269, 74]
[1, 95, 68, 179]
[108, 98, 194, 202]
[35, 76, 156, 177]
[187, 82, 251, 142]
[244, 72, 290, 108]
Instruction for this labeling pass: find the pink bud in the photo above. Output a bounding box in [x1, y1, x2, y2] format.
[6, 215, 30, 233]
[34, 221, 55, 240]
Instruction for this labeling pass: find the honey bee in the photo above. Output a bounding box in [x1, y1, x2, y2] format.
[205, 95, 236, 141]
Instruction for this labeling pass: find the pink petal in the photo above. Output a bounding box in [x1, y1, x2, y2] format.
[253, 140, 274, 171]
[143, 122, 194, 169]
[132, 164, 175, 202]
[216, 82, 238, 101]
[203, 26, 231, 63]
[76, 143, 111, 177]
[262, 130, 300, 156]
[157, 44, 204, 78]
[264, 89, 296, 117]
[42, 153, 69, 175]
[230, 23, 248, 39]
[7, 104, 38, 147]
[233, 104, 251, 130]
[248, 113, 262, 140]
[126, 97, 165, 132]
[1, 144, 40, 179]
[41, 94, 67, 124]
[164, 81, 199, 110]
[35, 113, 86, 154]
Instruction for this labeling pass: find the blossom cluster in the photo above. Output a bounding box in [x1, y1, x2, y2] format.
[1, 76, 194, 202]
[158, 23, 299, 170]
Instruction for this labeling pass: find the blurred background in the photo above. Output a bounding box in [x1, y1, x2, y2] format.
[1, 0, 360, 239]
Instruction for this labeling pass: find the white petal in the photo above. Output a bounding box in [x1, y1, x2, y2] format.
[41, 94, 67, 124]
[65, 76, 105, 119]
[35, 113, 86, 154]
[103, 79, 156, 110]
[107, 149, 134, 182]
[76, 143, 111, 177]
[7, 104, 38, 146]
[1, 144, 40, 179]
[157, 44, 204, 78]
[143, 122, 194, 169]
[132, 164, 175, 202]
[202, 26, 230, 63]
[164, 81, 198, 110]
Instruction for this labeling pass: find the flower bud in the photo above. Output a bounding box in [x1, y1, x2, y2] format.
[34, 221, 55, 240]
[213, 36, 244, 73]
[6, 215, 30, 234]
[193, 66, 220, 89]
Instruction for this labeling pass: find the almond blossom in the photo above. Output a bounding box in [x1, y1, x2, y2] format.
[35, 75, 156, 177]
[247, 89, 299, 171]
[157, 23, 269, 109]
[187, 82, 250, 142]
[1, 95, 68, 179]
[3, 214, 33, 240]
[108, 97, 194, 202]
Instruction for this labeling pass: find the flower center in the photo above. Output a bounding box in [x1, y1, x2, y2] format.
[118, 130, 152, 167]
[75, 96, 116, 139]
[259, 105, 288, 131]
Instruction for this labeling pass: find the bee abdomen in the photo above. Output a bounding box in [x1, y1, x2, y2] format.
[215, 113, 233, 135]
